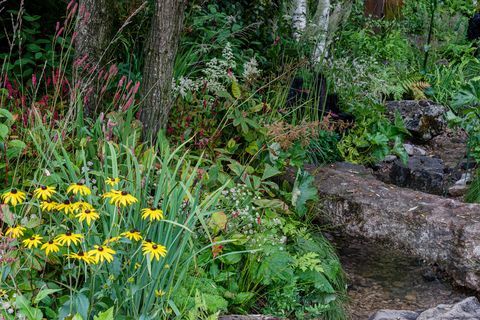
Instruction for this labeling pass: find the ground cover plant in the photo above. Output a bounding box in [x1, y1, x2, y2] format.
[2, 0, 480, 319]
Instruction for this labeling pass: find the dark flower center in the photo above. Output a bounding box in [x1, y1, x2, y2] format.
[64, 200, 70, 205]
[41, 186, 47, 190]
[98, 246, 104, 251]
[152, 245, 158, 249]
[150, 207, 156, 211]
[66, 231, 72, 236]
[146, 239, 152, 243]
[130, 229, 135, 233]
[77, 182, 84, 186]
[121, 191, 128, 196]
[11, 189, 17, 194]
[48, 240, 54, 244]
[30, 237, 35, 240]
[78, 252, 85, 256]
[85, 210, 91, 214]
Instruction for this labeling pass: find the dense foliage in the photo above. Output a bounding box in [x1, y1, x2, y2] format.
[1, 0, 480, 319]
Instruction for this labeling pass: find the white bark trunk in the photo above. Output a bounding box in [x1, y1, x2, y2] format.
[312, 0, 331, 64]
[292, 0, 307, 41]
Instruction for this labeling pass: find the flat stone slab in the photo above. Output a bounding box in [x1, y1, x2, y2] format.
[296, 163, 480, 291]
[219, 316, 281, 320]
[370, 297, 480, 320]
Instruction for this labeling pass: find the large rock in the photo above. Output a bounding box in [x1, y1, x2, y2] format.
[416, 297, 480, 320]
[369, 310, 420, 320]
[295, 163, 480, 291]
[388, 156, 446, 195]
[385, 100, 446, 142]
[370, 297, 480, 320]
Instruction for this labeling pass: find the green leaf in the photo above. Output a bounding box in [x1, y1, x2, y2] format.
[0, 123, 8, 141]
[15, 295, 43, 320]
[292, 171, 318, 216]
[231, 81, 241, 99]
[6, 139, 26, 159]
[34, 288, 62, 304]
[0, 108, 13, 120]
[94, 307, 114, 320]
[261, 164, 282, 180]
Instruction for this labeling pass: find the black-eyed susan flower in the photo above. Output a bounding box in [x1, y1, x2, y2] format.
[89, 245, 115, 263]
[75, 209, 99, 226]
[33, 185, 56, 200]
[22, 234, 43, 249]
[72, 201, 94, 212]
[41, 240, 61, 255]
[142, 240, 167, 261]
[5, 225, 26, 238]
[121, 229, 142, 241]
[40, 200, 59, 212]
[141, 207, 164, 222]
[68, 251, 95, 264]
[56, 200, 76, 215]
[103, 190, 138, 207]
[1, 189, 26, 206]
[103, 236, 121, 245]
[105, 177, 120, 187]
[67, 182, 91, 196]
[55, 231, 83, 246]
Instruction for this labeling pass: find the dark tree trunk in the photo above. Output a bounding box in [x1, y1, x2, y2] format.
[364, 0, 403, 19]
[75, 0, 115, 114]
[140, 0, 185, 139]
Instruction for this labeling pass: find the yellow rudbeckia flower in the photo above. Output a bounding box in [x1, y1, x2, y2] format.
[141, 207, 164, 221]
[105, 177, 120, 186]
[41, 240, 61, 255]
[142, 240, 167, 261]
[33, 185, 56, 200]
[121, 229, 142, 241]
[40, 200, 59, 212]
[1, 189, 26, 206]
[56, 200, 76, 215]
[89, 245, 116, 263]
[103, 190, 138, 207]
[68, 251, 95, 264]
[5, 225, 26, 238]
[55, 231, 83, 246]
[67, 182, 91, 196]
[22, 234, 43, 249]
[75, 208, 99, 226]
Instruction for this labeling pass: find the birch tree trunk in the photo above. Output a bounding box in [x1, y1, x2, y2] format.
[292, 0, 308, 41]
[140, 0, 185, 138]
[311, 0, 331, 64]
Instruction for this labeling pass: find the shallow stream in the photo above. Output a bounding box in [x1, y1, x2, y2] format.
[332, 237, 469, 319]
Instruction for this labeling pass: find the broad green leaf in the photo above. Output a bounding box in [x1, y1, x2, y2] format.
[231, 81, 241, 99]
[15, 295, 43, 320]
[261, 164, 282, 180]
[0, 123, 8, 140]
[93, 307, 114, 320]
[34, 288, 61, 304]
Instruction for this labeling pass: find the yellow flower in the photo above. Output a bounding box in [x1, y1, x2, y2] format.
[72, 201, 94, 212]
[5, 225, 26, 238]
[67, 182, 91, 196]
[68, 251, 95, 264]
[1, 189, 26, 206]
[55, 232, 83, 246]
[103, 236, 121, 245]
[41, 240, 61, 255]
[105, 177, 120, 186]
[56, 200, 77, 215]
[155, 289, 166, 297]
[33, 185, 56, 200]
[40, 200, 59, 212]
[121, 229, 142, 241]
[103, 190, 138, 207]
[22, 234, 43, 249]
[141, 207, 164, 222]
[142, 240, 167, 261]
[89, 245, 115, 263]
[75, 209, 99, 226]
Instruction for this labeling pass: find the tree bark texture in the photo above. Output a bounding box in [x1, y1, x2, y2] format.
[311, 0, 331, 64]
[364, 0, 403, 19]
[75, 0, 115, 115]
[140, 0, 185, 138]
[292, 0, 308, 41]
[76, 0, 115, 66]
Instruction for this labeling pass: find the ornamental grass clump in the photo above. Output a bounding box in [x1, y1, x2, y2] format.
[0, 126, 224, 319]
